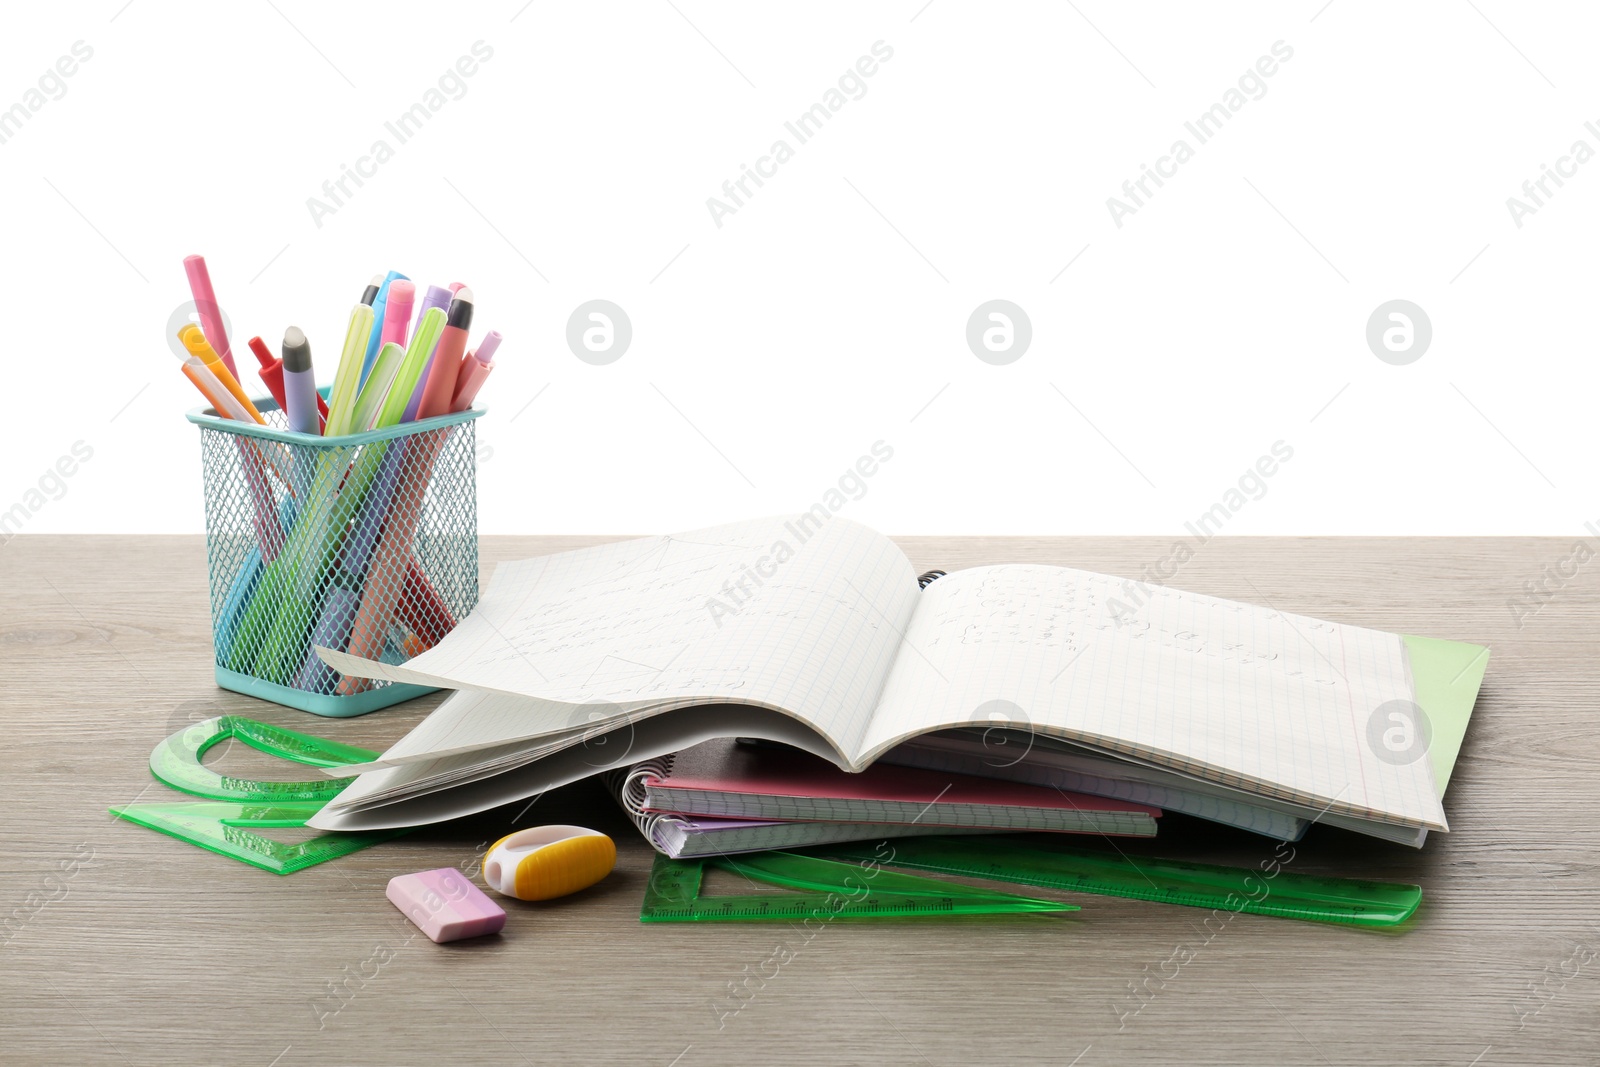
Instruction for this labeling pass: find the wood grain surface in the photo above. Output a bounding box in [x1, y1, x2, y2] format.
[1, 534, 1596, 1066]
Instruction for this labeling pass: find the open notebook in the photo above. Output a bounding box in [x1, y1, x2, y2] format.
[310, 515, 1485, 838]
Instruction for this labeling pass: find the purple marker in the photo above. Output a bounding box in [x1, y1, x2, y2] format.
[292, 443, 409, 691]
[281, 327, 320, 435]
[401, 286, 454, 422]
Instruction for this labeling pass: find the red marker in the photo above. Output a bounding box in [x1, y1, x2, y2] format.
[416, 289, 473, 420]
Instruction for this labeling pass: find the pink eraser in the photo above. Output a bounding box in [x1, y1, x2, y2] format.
[386, 868, 506, 943]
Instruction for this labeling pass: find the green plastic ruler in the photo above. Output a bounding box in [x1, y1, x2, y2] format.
[110, 716, 408, 875]
[640, 849, 1078, 922]
[109, 800, 408, 875]
[812, 837, 1421, 927]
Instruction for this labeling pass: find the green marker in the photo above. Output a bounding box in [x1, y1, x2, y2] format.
[323, 303, 374, 437]
[349, 342, 407, 435]
[377, 305, 447, 429]
[242, 336, 429, 682]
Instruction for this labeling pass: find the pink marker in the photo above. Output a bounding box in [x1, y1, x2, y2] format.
[451, 330, 500, 412]
[447, 281, 467, 294]
[378, 279, 416, 351]
[183, 254, 237, 379]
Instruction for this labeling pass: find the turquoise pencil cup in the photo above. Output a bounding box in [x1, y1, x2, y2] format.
[187, 393, 483, 716]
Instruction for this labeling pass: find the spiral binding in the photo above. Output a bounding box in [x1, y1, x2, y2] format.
[603, 753, 679, 849]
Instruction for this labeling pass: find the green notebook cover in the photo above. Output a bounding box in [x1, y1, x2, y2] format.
[1402, 634, 1490, 799]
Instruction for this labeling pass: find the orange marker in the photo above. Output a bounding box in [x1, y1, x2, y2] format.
[179, 323, 265, 423]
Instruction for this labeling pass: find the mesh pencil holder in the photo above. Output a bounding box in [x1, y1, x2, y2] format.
[187, 395, 482, 716]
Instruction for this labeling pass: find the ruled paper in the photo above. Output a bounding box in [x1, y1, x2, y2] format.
[860, 565, 1445, 830]
[317, 515, 919, 759]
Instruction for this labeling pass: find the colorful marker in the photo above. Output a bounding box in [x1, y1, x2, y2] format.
[351, 342, 407, 433]
[325, 304, 375, 437]
[401, 286, 454, 421]
[378, 279, 416, 353]
[417, 289, 473, 420]
[179, 324, 265, 423]
[248, 336, 330, 432]
[378, 305, 445, 429]
[183, 254, 237, 379]
[451, 330, 500, 413]
[280, 327, 320, 436]
[359, 271, 407, 387]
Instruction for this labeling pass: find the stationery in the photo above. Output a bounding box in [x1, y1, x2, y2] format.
[183, 254, 237, 378]
[280, 327, 319, 435]
[171, 345, 285, 561]
[378, 279, 416, 353]
[308, 515, 1488, 838]
[178, 324, 265, 423]
[814, 837, 1424, 927]
[451, 329, 499, 412]
[359, 270, 407, 387]
[324, 305, 375, 437]
[335, 429, 447, 692]
[401, 285, 454, 422]
[617, 811, 973, 859]
[172, 257, 499, 713]
[349, 341, 407, 433]
[377, 305, 445, 429]
[880, 632, 1486, 848]
[110, 715, 407, 874]
[290, 444, 408, 693]
[639, 850, 1075, 923]
[249, 334, 329, 433]
[617, 739, 1160, 835]
[415, 288, 472, 420]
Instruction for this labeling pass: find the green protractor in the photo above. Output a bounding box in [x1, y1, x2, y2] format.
[147, 715, 379, 803]
[112, 715, 406, 874]
[640, 850, 1078, 923]
[813, 837, 1422, 927]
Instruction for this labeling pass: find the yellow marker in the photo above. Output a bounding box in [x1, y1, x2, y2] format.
[324, 303, 374, 436]
[483, 826, 616, 902]
[179, 323, 265, 424]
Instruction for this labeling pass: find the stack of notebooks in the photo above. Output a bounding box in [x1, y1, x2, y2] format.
[604, 738, 1161, 857]
[308, 516, 1489, 857]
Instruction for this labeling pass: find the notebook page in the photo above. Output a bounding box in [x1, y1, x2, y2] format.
[309, 702, 855, 830]
[346, 689, 617, 769]
[317, 515, 919, 758]
[860, 565, 1446, 829]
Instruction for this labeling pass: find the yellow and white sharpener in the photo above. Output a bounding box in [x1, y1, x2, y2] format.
[482, 825, 617, 901]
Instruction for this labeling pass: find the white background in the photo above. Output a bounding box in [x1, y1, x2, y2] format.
[2, 1, 1593, 536]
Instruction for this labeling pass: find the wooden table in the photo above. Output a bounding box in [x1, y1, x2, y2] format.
[2, 535, 1595, 1066]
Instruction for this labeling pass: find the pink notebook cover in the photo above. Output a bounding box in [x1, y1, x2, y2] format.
[644, 739, 1160, 821]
